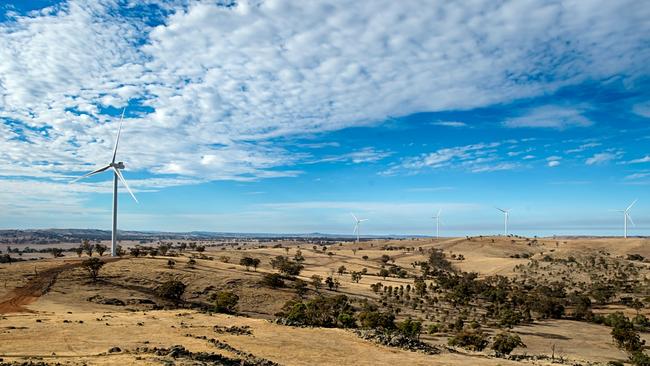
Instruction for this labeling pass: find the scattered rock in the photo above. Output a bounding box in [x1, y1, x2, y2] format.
[108, 346, 121, 353]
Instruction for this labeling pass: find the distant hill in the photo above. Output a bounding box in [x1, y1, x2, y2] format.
[0, 228, 427, 244]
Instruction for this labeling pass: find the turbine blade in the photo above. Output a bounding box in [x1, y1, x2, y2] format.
[437, 209, 442, 217]
[626, 199, 638, 212]
[112, 167, 138, 203]
[495, 207, 505, 213]
[627, 213, 635, 227]
[69, 165, 111, 183]
[360, 219, 368, 222]
[111, 108, 126, 164]
[353, 223, 359, 234]
[351, 213, 358, 222]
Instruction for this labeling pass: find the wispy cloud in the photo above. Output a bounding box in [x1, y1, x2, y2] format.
[585, 151, 622, 165]
[632, 101, 650, 118]
[308, 147, 392, 165]
[432, 121, 467, 128]
[503, 106, 592, 129]
[626, 155, 650, 164]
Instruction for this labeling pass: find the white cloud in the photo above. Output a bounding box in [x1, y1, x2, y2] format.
[585, 152, 621, 165]
[432, 121, 467, 128]
[626, 155, 650, 164]
[0, 0, 648, 190]
[308, 147, 391, 164]
[548, 160, 560, 167]
[503, 105, 592, 129]
[624, 172, 650, 180]
[633, 101, 650, 118]
[383, 141, 524, 175]
[565, 142, 601, 153]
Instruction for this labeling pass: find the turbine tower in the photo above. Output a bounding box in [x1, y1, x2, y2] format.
[351, 213, 368, 243]
[432, 209, 441, 239]
[496, 207, 510, 236]
[616, 199, 637, 238]
[71, 109, 138, 256]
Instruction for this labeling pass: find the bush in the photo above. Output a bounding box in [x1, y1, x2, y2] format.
[81, 258, 105, 281]
[95, 244, 108, 257]
[357, 310, 395, 330]
[397, 318, 422, 339]
[261, 273, 285, 288]
[239, 256, 260, 271]
[213, 291, 239, 314]
[277, 295, 356, 328]
[448, 329, 489, 351]
[491, 332, 526, 357]
[155, 279, 186, 302]
[167, 259, 176, 269]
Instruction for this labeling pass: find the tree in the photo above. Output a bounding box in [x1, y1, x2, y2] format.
[95, 244, 107, 257]
[448, 329, 489, 351]
[397, 318, 422, 339]
[187, 258, 197, 268]
[491, 332, 526, 357]
[178, 243, 187, 252]
[50, 248, 63, 258]
[311, 275, 323, 291]
[337, 266, 346, 276]
[213, 291, 239, 313]
[155, 279, 186, 303]
[294, 279, 308, 298]
[351, 271, 362, 283]
[167, 259, 176, 269]
[74, 246, 83, 258]
[379, 268, 389, 279]
[325, 276, 335, 290]
[115, 245, 125, 257]
[82, 240, 94, 257]
[262, 273, 285, 288]
[82, 258, 105, 281]
[158, 243, 170, 256]
[130, 247, 141, 257]
[240, 257, 256, 271]
[380, 254, 391, 264]
[294, 250, 305, 263]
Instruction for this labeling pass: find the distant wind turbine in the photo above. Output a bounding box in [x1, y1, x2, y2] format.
[495, 207, 510, 236]
[71, 108, 138, 256]
[432, 209, 441, 239]
[351, 213, 368, 243]
[616, 199, 637, 239]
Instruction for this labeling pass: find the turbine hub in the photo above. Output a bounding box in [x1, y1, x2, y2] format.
[114, 162, 125, 169]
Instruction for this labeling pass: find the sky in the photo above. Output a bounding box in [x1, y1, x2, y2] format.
[0, 0, 649, 237]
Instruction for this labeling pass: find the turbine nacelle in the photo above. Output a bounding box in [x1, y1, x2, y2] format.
[112, 161, 125, 169]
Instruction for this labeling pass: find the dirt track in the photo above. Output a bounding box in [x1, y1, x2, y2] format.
[0, 258, 119, 314]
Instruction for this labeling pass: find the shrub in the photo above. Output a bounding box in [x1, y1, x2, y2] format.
[82, 258, 105, 281]
[293, 279, 308, 297]
[187, 258, 197, 268]
[491, 332, 526, 357]
[261, 273, 285, 288]
[448, 329, 489, 351]
[213, 291, 239, 314]
[155, 279, 186, 302]
[357, 310, 395, 330]
[167, 259, 176, 269]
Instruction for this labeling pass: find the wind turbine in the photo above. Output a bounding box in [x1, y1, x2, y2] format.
[496, 207, 510, 236]
[71, 109, 138, 256]
[432, 209, 441, 239]
[616, 199, 637, 238]
[351, 213, 368, 243]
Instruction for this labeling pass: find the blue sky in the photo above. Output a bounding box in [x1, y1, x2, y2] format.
[1, 0, 649, 236]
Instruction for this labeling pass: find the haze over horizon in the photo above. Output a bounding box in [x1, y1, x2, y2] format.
[1, 0, 649, 237]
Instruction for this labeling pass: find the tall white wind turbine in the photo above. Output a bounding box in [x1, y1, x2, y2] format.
[71, 109, 138, 256]
[616, 199, 637, 238]
[496, 207, 510, 236]
[351, 213, 368, 243]
[432, 209, 442, 239]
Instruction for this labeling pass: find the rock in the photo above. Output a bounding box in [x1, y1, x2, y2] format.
[108, 346, 121, 353]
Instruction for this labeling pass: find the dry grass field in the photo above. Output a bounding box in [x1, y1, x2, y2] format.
[1, 236, 649, 365]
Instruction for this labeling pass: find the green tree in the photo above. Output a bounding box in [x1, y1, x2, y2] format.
[155, 279, 186, 303]
[213, 291, 239, 314]
[491, 332, 526, 357]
